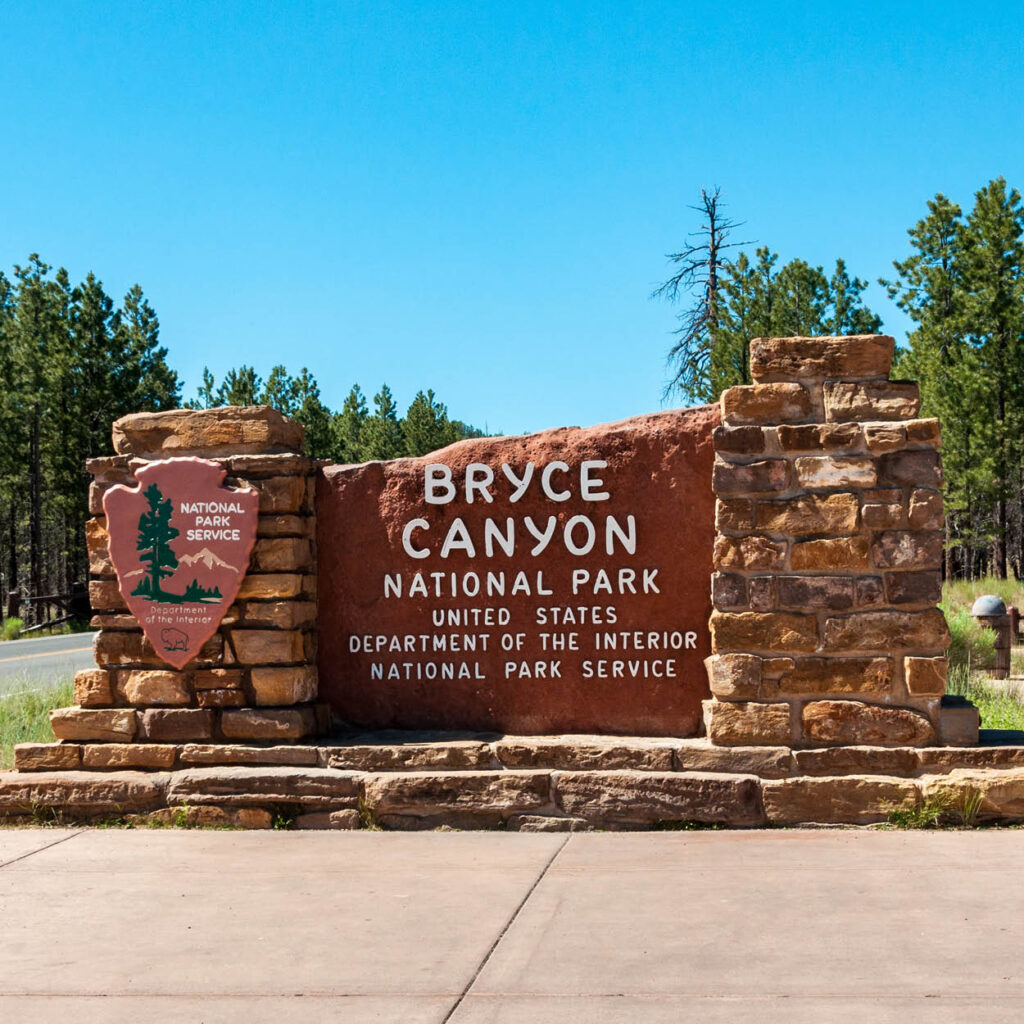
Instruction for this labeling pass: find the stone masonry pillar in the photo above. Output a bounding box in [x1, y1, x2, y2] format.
[44, 407, 324, 769]
[704, 335, 951, 748]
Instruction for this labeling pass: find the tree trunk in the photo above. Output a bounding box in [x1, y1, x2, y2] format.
[28, 406, 42, 621]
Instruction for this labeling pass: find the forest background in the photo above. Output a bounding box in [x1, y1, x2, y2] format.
[0, 175, 1021, 616]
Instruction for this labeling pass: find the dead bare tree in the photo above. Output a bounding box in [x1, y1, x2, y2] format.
[653, 187, 748, 402]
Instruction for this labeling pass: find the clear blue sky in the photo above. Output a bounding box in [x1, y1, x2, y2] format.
[2, 2, 1022, 434]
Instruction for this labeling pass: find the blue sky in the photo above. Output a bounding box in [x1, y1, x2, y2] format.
[2, 2, 1022, 434]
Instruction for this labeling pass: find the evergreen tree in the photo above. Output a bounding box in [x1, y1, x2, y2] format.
[290, 368, 334, 458]
[403, 389, 452, 456]
[333, 385, 368, 462]
[216, 365, 263, 406]
[135, 482, 179, 600]
[361, 384, 405, 460]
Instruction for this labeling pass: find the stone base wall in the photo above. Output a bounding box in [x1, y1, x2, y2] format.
[61, 408, 326, 756]
[7, 734, 1024, 829]
[705, 335, 952, 748]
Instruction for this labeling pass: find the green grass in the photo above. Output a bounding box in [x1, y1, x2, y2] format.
[947, 664, 1024, 732]
[942, 577, 1024, 617]
[0, 679, 73, 770]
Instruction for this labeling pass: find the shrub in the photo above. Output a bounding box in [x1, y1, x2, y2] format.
[943, 605, 996, 670]
[2, 617, 24, 641]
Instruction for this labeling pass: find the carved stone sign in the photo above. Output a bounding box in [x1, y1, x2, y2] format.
[104, 458, 259, 669]
[317, 408, 718, 735]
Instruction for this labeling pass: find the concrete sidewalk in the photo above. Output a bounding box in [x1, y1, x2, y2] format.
[0, 829, 1021, 1023]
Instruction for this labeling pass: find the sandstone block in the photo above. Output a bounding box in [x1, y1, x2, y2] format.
[710, 611, 819, 653]
[778, 656, 893, 694]
[763, 776, 918, 824]
[252, 537, 314, 572]
[750, 335, 894, 383]
[295, 810, 361, 830]
[220, 707, 316, 740]
[793, 746, 919, 777]
[192, 668, 245, 690]
[258, 514, 312, 538]
[704, 700, 792, 745]
[250, 665, 317, 705]
[861, 502, 905, 529]
[74, 669, 113, 707]
[909, 489, 944, 529]
[507, 814, 591, 832]
[180, 744, 320, 766]
[674, 741, 792, 778]
[82, 744, 177, 769]
[0, 771, 167, 816]
[822, 609, 950, 652]
[756, 492, 859, 536]
[824, 381, 921, 422]
[855, 576, 885, 607]
[85, 517, 113, 575]
[50, 708, 137, 742]
[232, 475, 307, 515]
[136, 806, 274, 829]
[776, 576, 855, 611]
[905, 418, 941, 444]
[713, 534, 787, 571]
[236, 600, 317, 630]
[14, 743, 82, 771]
[715, 498, 754, 531]
[905, 656, 947, 696]
[877, 449, 942, 488]
[863, 424, 906, 453]
[705, 654, 774, 700]
[231, 630, 305, 665]
[921, 768, 1024, 823]
[196, 689, 247, 708]
[330, 741, 500, 771]
[746, 578, 775, 611]
[712, 456, 790, 495]
[795, 456, 877, 490]
[884, 570, 942, 605]
[139, 709, 214, 741]
[112, 406, 303, 457]
[89, 579, 127, 612]
[166, 766, 359, 807]
[871, 530, 943, 570]
[721, 383, 811, 425]
[554, 770, 765, 826]
[492, 737, 674, 772]
[118, 669, 191, 706]
[237, 573, 306, 600]
[802, 700, 935, 746]
[711, 572, 747, 609]
[363, 770, 550, 815]
[916, 747, 1024, 774]
[791, 535, 870, 571]
[713, 425, 765, 454]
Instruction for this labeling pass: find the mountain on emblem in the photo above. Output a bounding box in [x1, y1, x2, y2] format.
[178, 547, 241, 573]
[103, 457, 259, 670]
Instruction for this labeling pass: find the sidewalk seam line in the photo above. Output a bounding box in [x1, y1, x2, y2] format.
[441, 834, 570, 1023]
[0, 829, 84, 870]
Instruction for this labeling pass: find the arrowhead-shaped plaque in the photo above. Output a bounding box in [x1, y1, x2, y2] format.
[103, 457, 259, 669]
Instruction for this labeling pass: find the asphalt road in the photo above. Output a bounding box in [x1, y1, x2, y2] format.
[0, 829, 1021, 1022]
[0, 632, 94, 695]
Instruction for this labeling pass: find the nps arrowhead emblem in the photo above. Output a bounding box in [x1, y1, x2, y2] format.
[103, 457, 259, 669]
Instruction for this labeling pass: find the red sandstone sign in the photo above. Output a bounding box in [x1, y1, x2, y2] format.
[317, 407, 718, 735]
[104, 458, 259, 669]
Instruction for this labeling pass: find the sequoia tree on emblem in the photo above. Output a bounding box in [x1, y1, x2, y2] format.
[103, 457, 259, 669]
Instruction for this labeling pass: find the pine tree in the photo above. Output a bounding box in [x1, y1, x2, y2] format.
[290, 368, 334, 458]
[403, 389, 452, 456]
[216, 366, 263, 406]
[135, 482, 179, 600]
[361, 384, 405, 460]
[333, 385, 368, 462]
